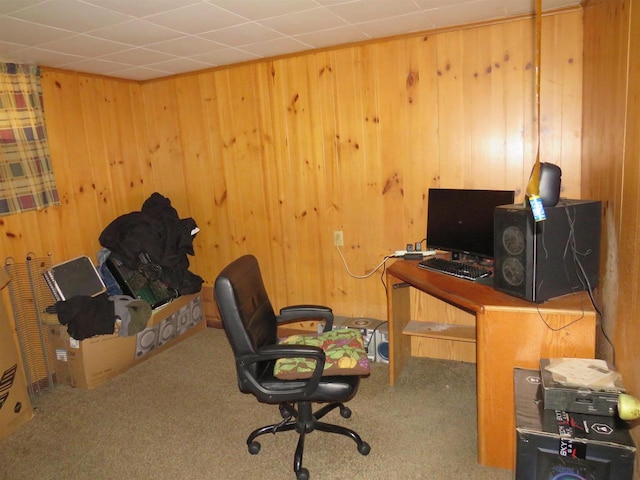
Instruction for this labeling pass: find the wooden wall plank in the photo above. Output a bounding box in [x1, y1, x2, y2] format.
[504, 19, 534, 200]
[214, 64, 279, 281]
[100, 80, 151, 215]
[331, 46, 381, 314]
[435, 29, 466, 187]
[141, 80, 188, 210]
[270, 55, 331, 305]
[193, 70, 233, 275]
[540, 12, 584, 197]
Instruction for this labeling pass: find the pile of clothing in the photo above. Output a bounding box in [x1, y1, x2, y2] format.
[99, 192, 204, 296]
[55, 192, 204, 340]
[56, 293, 152, 340]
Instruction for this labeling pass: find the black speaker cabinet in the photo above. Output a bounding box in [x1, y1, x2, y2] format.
[493, 199, 601, 302]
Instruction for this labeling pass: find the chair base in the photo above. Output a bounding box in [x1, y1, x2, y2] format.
[246, 401, 370, 480]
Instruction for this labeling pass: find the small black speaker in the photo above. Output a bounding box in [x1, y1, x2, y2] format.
[539, 162, 562, 207]
[493, 199, 601, 302]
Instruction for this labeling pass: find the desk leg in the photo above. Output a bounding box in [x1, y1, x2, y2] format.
[476, 307, 596, 469]
[386, 276, 412, 386]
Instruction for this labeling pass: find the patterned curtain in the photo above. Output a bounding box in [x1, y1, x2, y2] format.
[0, 63, 59, 215]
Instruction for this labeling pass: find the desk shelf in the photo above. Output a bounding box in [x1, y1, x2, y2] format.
[402, 320, 476, 343]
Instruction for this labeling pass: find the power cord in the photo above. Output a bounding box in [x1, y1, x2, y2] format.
[335, 245, 394, 279]
[561, 200, 614, 364]
[335, 237, 430, 294]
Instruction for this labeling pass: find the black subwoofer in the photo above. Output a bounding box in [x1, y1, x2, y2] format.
[493, 199, 601, 302]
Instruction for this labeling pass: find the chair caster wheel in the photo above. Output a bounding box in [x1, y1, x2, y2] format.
[296, 467, 310, 480]
[358, 442, 371, 455]
[248, 441, 261, 455]
[340, 406, 352, 418]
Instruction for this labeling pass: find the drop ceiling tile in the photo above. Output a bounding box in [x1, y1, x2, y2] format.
[89, 19, 184, 46]
[294, 25, 370, 49]
[82, 0, 201, 18]
[313, 0, 364, 4]
[260, 7, 347, 37]
[327, 0, 420, 23]
[356, 12, 435, 38]
[198, 22, 283, 47]
[0, 40, 24, 57]
[148, 36, 225, 56]
[0, 17, 72, 46]
[209, 0, 318, 21]
[239, 36, 312, 59]
[99, 48, 178, 66]
[146, 57, 212, 74]
[504, 1, 534, 16]
[105, 65, 175, 81]
[145, 2, 246, 35]
[191, 48, 261, 66]
[413, 0, 478, 9]
[40, 34, 128, 58]
[9, 0, 131, 33]
[0, 0, 43, 16]
[424, 2, 506, 29]
[56, 58, 139, 76]
[4, 47, 83, 67]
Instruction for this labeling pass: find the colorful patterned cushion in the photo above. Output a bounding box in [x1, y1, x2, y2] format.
[274, 328, 371, 380]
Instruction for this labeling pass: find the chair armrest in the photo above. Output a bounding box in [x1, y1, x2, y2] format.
[277, 305, 334, 332]
[236, 344, 326, 401]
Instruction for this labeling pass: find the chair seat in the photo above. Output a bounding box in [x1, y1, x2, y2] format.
[258, 372, 361, 403]
[274, 329, 371, 379]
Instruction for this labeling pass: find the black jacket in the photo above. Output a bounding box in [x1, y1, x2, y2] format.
[99, 192, 203, 295]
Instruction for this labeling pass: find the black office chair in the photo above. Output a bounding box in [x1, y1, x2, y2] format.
[214, 254, 370, 480]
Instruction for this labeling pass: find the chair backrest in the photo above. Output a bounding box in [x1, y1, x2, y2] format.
[214, 254, 278, 360]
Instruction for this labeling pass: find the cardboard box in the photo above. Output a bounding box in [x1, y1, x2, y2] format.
[48, 293, 204, 389]
[0, 269, 34, 440]
[515, 368, 635, 480]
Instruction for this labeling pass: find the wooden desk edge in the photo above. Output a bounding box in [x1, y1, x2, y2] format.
[387, 260, 595, 314]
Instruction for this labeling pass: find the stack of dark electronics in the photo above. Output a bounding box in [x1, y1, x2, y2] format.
[514, 359, 635, 479]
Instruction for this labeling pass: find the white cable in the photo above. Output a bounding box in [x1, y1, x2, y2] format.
[335, 245, 393, 279]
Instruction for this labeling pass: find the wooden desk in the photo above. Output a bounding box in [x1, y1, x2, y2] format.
[386, 260, 596, 470]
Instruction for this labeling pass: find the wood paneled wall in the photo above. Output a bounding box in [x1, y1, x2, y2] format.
[582, 0, 640, 472]
[1, 10, 582, 322]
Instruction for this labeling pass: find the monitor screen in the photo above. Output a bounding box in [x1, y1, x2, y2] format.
[426, 188, 515, 260]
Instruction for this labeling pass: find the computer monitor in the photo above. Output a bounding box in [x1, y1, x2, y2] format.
[426, 188, 515, 261]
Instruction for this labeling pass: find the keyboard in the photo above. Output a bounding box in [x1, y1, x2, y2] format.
[417, 257, 491, 281]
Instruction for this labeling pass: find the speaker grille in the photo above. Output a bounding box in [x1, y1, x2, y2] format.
[500, 226, 526, 287]
[502, 226, 525, 255]
[502, 257, 525, 287]
[494, 205, 533, 299]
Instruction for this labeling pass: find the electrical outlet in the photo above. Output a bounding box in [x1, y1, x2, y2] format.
[333, 230, 344, 246]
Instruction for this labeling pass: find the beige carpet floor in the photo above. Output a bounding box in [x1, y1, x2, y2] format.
[0, 327, 513, 480]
